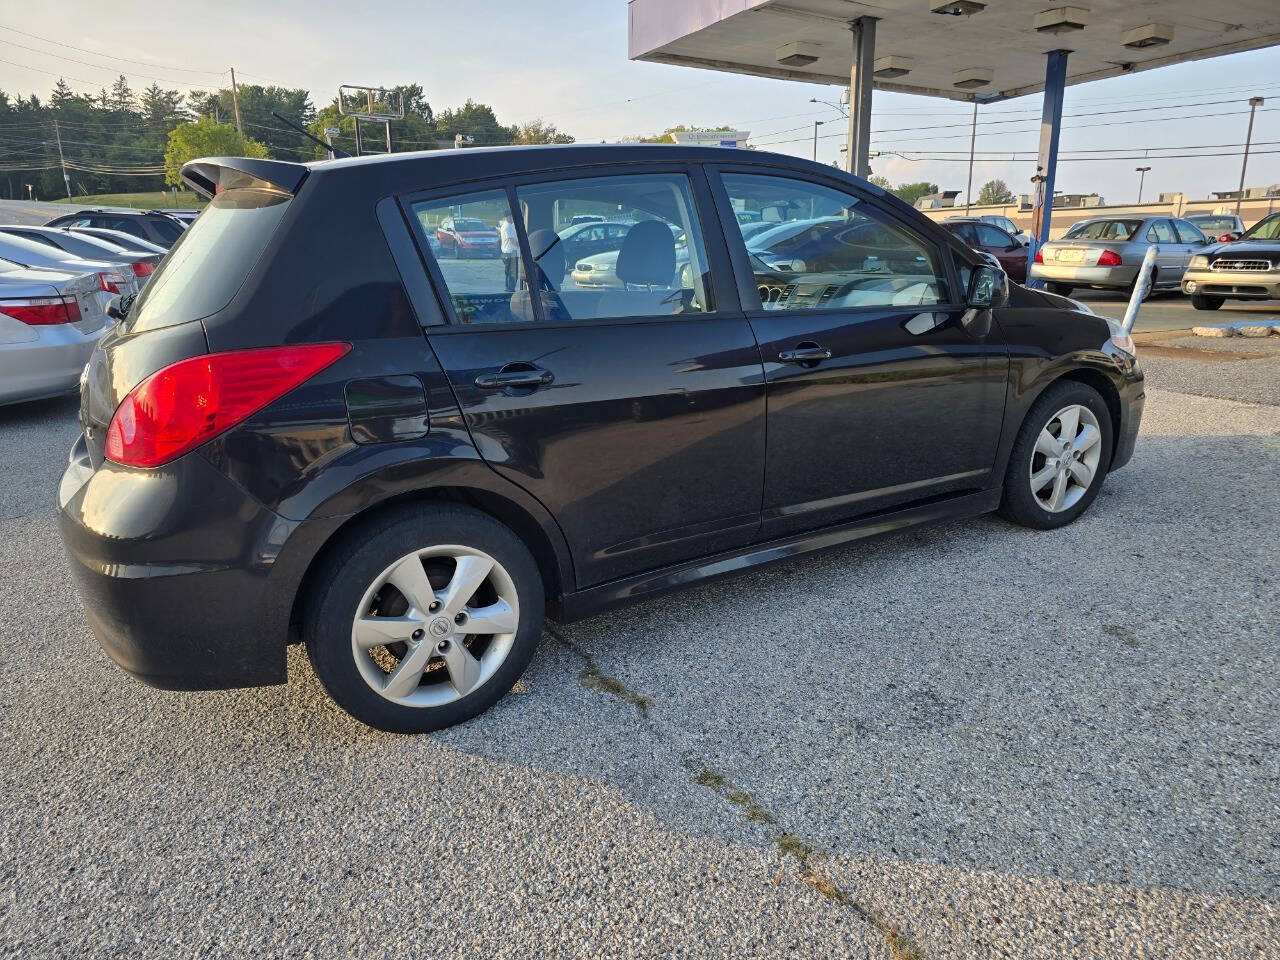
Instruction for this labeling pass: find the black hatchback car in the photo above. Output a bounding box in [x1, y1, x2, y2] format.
[57, 146, 1144, 733]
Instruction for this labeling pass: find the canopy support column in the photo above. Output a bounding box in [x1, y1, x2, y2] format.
[845, 17, 877, 178]
[1028, 49, 1068, 285]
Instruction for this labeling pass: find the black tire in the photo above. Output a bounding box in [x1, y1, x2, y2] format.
[1045, 281, 1074, 296]
[998, 380, 1114, 530]
[1191, 293, 1224, 311]
[304, 503, 545, 733]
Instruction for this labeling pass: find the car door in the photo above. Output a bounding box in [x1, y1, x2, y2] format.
[711, 168, 1009, 538]
[1146, 219, 1183, 282]
[1172, 218, 1209, 263]
[974, 223, 1026, 282]
[403, 168, 766, 587]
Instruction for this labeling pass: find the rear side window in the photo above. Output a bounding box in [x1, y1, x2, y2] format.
[126, 187, 290, 333]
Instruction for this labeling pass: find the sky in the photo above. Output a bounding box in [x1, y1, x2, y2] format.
[0, 0, 1276, 206]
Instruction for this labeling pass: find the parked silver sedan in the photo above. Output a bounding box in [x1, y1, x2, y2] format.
[0, 226, 161, 288]
[0, 232, 138, 313]
[1030, 216, 1210, 297]
[0, 258, 109, 405]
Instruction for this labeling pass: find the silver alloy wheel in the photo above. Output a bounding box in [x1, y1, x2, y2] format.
[1029, 403, 1103, 513]
[351, 545, 520, 708]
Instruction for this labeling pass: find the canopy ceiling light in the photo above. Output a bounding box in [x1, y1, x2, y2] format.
[952, 67, 993, 89]
[931, 1, 986, 16]
[1122, 23, 1174, 48]
[1035, 6, 1090, 34]
[873, 55, 914, 79]
[776, 41, 821, 67]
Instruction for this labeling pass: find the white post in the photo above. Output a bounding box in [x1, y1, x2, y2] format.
[1121, 245, 1158, 334]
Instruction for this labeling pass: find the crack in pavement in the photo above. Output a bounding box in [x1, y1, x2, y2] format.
[544, 623, 926, 960]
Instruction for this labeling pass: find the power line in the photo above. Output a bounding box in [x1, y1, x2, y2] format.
[0, 22, 226, 76]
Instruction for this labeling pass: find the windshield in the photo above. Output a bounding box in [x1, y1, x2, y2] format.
[1064, 220, 1142, 241]
[1241, 215, 1280, 242]
[126, 186, 290, 333]
[1191, 217, 1238, 232]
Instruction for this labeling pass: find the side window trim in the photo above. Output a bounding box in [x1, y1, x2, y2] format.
[706, 164, 963, 316]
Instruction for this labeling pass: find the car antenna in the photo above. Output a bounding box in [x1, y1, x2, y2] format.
[270, 110, 351, 159]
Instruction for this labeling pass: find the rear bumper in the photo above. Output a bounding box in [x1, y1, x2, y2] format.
[1181, 268, 1280, 299]
[0, 319, 104, 406]
[57, 435, 343, 690]
[1030, 263, 1138, 288]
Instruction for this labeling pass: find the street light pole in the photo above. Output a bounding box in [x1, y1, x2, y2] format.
[1135, 166, 1151, 204]
[812, 120, 824, 162]
[1236, 96, 1264, 216]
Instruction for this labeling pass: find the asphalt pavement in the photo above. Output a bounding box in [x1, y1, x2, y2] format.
[0, 340, 1276, 958]
[0, 198, 70, 226]
[1075, 287, 1280, 334]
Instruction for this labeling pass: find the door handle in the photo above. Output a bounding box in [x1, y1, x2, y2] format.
[777, 343, 832, 364]
[474, 364, 555, 390]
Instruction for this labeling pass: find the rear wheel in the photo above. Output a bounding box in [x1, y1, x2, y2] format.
[1127, 267, 1157, 300]
[1191, 293, 1224, 311]
[999, 380, 1113, 530]
[1045, 282, 1074, 296]
[305, 504, 544, 733]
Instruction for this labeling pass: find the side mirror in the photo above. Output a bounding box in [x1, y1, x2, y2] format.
[967, 264, 1008, 308]
[106, 294, 133, 321]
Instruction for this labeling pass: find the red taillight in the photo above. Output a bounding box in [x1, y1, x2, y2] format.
[1097, 249, 1123, 267]
[0, 295, 79, 326]
[104, 342, 350, 468]
[98, 271, 127, 294]
[1033, 249, 1044, 264]
[131, 260, 155, 278]
[1219, 233, 1233, 242]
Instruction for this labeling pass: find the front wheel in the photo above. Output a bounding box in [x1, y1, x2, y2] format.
[1191, 293, 1224, 311]
[998, 380, 1113, 530]
[305, 504, 545, 733]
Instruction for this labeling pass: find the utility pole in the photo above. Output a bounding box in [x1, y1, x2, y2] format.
[1135, 166, 1151, 204]
[1236, 96, 1264, 216]
[811, 120, 824, 162]
[51, 118, 71, 201]
[229, 67, 244, 137]
[964, 99, 978, 214]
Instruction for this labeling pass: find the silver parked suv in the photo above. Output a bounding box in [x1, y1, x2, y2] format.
[1182, 212, 1280, 310]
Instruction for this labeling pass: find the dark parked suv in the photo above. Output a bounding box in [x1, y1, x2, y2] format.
[57, 146, 1145, 733]
[45, 209, 186, 248]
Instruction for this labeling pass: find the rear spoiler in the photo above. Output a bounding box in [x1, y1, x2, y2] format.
[180, 157, 308, 199]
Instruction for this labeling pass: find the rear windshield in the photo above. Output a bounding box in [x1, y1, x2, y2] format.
[452, 219, 491, 232]
[1064, 220, 1141, 241]
[126, 187, 290, 333]
[1191, 217, 1237, 232]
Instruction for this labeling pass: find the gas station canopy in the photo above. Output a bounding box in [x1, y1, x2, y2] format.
[629, 0, 1280, 103]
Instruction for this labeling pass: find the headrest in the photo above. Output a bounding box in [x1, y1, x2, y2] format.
[528, 229, 564, 290]
[616, 220, 676, 287]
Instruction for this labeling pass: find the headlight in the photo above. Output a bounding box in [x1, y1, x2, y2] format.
[1189, 255, 1209, 269]
[575, 262, 591, 272]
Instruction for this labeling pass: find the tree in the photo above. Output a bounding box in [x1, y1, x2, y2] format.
[977, 179, 1015, 205]
[889, 181, 939, 207]
[164, 117, 268, 185]
[435, 99, 515, 147]
[867, 175, 891, 191]
[512, 118, 574, 145]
